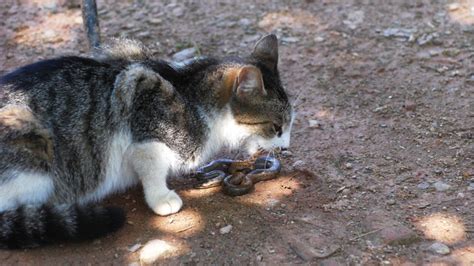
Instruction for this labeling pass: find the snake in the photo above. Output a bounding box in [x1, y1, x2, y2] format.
[193, 156, 281, 196]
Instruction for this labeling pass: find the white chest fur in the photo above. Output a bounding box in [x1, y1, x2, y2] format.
[80, 129, 136, 203]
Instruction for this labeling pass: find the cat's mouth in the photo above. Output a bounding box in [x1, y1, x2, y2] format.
[245, 136, 289, 156]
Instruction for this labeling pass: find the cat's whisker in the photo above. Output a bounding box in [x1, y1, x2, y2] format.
[290, 90, 303, 109]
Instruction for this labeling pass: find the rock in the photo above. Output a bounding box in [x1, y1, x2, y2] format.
[386, 199, 396, 205]
[345, 162, 353, 169]
[379, 225, 418, 245]
[382, 28, 415, 41]
[289, 237, 340, 261]
[314, 36, 325, 42]
[433, 181, 451, 192]
[128, 243, 142, 253]
[266, 198, 280, 208]
[172, 47, 197, 62]
[343, 10, 364, 30]
[219, 225, 233, 234]
[172, 7, 184, 17]
[148, 18, 162, 25]
[417, 32, 439, 46]
[42, 1, 58, 12]
[139, 239, 174, 264]
[292, 160, 306, 170]
[281, 150, 293, 157]
[281, 37, 299, 43]
[373, 105, 388, 113]
[136, 31, 151, 38]
[365, 211, 419, 246]
[417, 182, 430, 190]
[308, 119, 322, 129]
[238, 18, 252, 27]
[442, 48, 461, 57]
[448, 3, 461, 11]
[429, 242, 450, 255]
[403, 100, 416, 111]
[468, 182, 474, 191]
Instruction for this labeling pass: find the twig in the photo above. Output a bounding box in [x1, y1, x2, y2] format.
[176, 225, 194, 233]
[349, 228, 384, 242]
[289, 244, 307, 262]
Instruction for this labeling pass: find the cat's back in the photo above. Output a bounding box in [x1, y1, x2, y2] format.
[0, 56, 124, 121]
[1, 56, 119, 99]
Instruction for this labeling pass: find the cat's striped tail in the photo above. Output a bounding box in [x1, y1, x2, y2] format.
[0, 204, 125, 249]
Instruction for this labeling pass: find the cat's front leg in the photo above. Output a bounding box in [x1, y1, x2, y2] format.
[128, 142, 183, 216]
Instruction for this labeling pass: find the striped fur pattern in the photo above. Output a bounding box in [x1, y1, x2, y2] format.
[0, 35, 293, 248]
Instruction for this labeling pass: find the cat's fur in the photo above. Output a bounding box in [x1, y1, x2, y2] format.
[0, 35, 293, 248]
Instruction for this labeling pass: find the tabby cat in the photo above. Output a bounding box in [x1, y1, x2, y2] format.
[0, 34, 293, 248]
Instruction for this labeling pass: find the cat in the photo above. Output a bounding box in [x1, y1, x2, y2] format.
[0, 34, 294, 248]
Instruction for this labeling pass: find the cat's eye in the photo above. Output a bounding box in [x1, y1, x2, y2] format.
[273, 123, 283, 137]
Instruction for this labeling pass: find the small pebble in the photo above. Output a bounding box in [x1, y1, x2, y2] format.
[281, 37, 299, 43]
[429, 242, 450, 255]
[448, 3, 461, 11]
[219, 225, 233, 235]
[128, 243, 142, 253]
[314, 36, 325, 42]
[148, 18, 162, 25]
[345, 162, 353, 169]
[387, 199, 396, 205]
[281, 150, 293, 157]
[172, 7, 184, 17]
[433, 181, 451, 192]
[417, 182, 430, 190]
[238, 18, 252, 27]
[308, 119, 322, 129]
[292, 160, 306, 170]
[468, 182, 474, 191]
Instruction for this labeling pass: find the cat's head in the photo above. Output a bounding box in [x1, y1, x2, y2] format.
[226, 34, 294, 154]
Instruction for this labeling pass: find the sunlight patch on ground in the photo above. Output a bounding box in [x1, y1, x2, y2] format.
[415, 213, 467, 245]
[125, 238, 189, 265]
[150, 208, 204, 237]
[13, 10, 82, 47]
[314, 109, 333, 120]
[236, 174, 301, 206]
[449, 245, 474, 265]
[447, 1, 474, 25]
[180, 186, 220, 199]
[23, 0, 59, 7]
[258, 10, 319, 32]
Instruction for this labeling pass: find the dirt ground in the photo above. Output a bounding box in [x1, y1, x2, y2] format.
[0, 0, 473, 265]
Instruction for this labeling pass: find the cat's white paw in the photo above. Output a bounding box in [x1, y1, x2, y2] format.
[147, 190, 183, 216]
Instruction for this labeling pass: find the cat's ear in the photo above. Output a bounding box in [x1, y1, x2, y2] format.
[251, 34, 279, 71]
[234, 66, 267, 98]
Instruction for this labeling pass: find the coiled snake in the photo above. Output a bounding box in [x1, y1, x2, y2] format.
[193, 156, 281, 196]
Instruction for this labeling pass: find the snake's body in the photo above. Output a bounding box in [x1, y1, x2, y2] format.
[193, 156, 281, 196]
